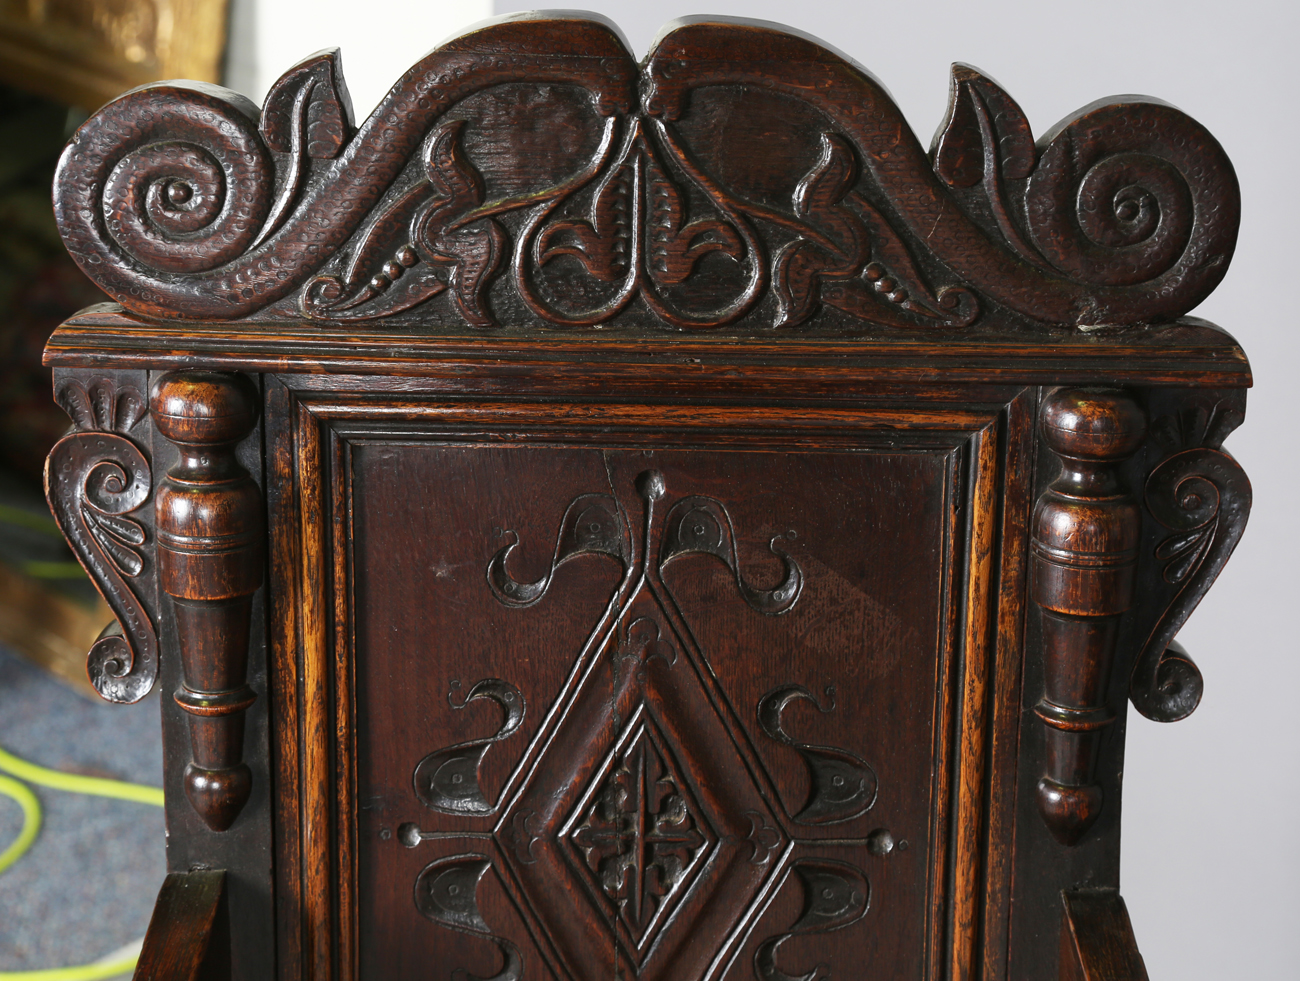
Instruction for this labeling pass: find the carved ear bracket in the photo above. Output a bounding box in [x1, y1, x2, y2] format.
[52, 15, 1238, 331]
[152, 371, 264, 832]
[1130, 399, 1251, 722]
[1031, 388, 1146, 846]
[45, 375, 157, 704]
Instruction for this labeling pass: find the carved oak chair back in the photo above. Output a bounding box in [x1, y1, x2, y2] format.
[43, 13, 1250, 981]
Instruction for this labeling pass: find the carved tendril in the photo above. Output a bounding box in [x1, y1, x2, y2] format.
[53, 17, 1239, 329]
[1131, 445, 1250, 722]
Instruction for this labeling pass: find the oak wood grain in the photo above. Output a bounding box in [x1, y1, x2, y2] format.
[133, 869, 229, 981]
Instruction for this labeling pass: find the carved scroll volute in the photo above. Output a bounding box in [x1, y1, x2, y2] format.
[151, 372, 264, 832]
[44, 376, 158, 703]
[1130, 403, 1251, 722]
[1031, 389, 1146, 846]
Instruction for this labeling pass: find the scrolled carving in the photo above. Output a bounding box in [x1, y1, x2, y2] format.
[757, 685, 878, 824]
[487, 493, 629, 607]
[660, 496, 803, 614]
[1131, 402, 1251, 722]
[414, 855, 523, 981]
[58, 83, 271, 283]
[413, 679, 525, 815]
[45, 377, 157, 704]
[52, 15, 1238, 330]
[753, 860, 870, 981]
[54, 15, 637, 321]
[1026, 103, 1211, 290]
[647, 22, 1237, 327]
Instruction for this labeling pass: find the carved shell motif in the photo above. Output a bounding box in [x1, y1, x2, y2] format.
[53, 16, 1238, 331]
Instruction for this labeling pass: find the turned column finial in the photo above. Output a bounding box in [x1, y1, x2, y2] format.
[152, 372, 263, 832]
[1032, 388, 1145, 846]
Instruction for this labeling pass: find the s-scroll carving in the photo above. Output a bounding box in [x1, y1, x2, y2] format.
[660, 496, 802, 614]
[45, 376, 157, 704]
[487, 493, 630, 607]
[753, 860, 869, 981]
[414, 679, 525, 815]
[414, 855, 523, 981]
[1131, 401, 1251, 722]
[757, 685, 877, 824]
[53, 16, 1239, 330]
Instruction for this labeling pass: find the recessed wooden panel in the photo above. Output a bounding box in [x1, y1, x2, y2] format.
[349, 440, 960, 981]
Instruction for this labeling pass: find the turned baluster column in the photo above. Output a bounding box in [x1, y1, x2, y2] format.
[151, 372, 264, 832]
[1032, 388, 1145, 846]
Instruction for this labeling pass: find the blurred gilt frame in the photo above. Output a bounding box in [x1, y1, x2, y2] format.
[0, 0, 228, 110]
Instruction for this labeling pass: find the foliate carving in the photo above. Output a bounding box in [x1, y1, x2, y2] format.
[53, 15, 1237, 330]
[1031, 389, 1146, 846]
[566, 714, 712, 943]
[487, 492, 629, 607]
[487, 472, 801, 615]
[413, 679, 524, 814]
[757, 685, 878, 825]
[414, 855, 523, 981]
[1131, 401, 1251, 722]
[45, 377, 157, 704]
[402, 469, 814, 981]
[753, 861, 870, 981]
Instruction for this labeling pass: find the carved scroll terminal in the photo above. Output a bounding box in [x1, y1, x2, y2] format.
[45, 376, 157, 704]
[1131, 401, 1251, 722]
[53, 15, 1238, 331]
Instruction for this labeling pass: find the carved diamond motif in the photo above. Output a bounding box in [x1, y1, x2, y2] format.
[563, 708, 715, 948]
[489, 473, 794, 981]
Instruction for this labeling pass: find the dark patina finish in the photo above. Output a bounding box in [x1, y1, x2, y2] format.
[43, 13, 1250, 981]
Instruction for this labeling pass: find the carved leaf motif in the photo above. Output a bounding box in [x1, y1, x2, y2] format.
[411, 120, 508, 327]
[768, 134, 980, 329]
[414, 856, 524, 981]
[56, 379, 146, 434]
[644, 152, 742, 285]
[260, 48, 352, 159]
[933, 63, 1034, 188]
[538, 155, 636, 283]
[254, 49, 354, 249]
[772, 134, 867, 328]
[86, 509, 146, 578]
[413, 680, 525, 815]
[488, 493, 629, 608]
[659, 496, 802, 614]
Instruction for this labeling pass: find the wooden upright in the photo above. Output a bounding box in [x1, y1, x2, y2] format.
[43, 13, 1251, 981]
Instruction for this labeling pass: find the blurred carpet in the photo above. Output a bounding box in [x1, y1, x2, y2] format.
[0, 644, 165, 970]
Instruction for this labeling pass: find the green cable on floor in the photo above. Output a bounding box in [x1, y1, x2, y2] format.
[0, 745, 164, 981]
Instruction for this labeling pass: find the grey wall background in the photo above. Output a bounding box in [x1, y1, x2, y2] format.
[226, 1, 1300, 976]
